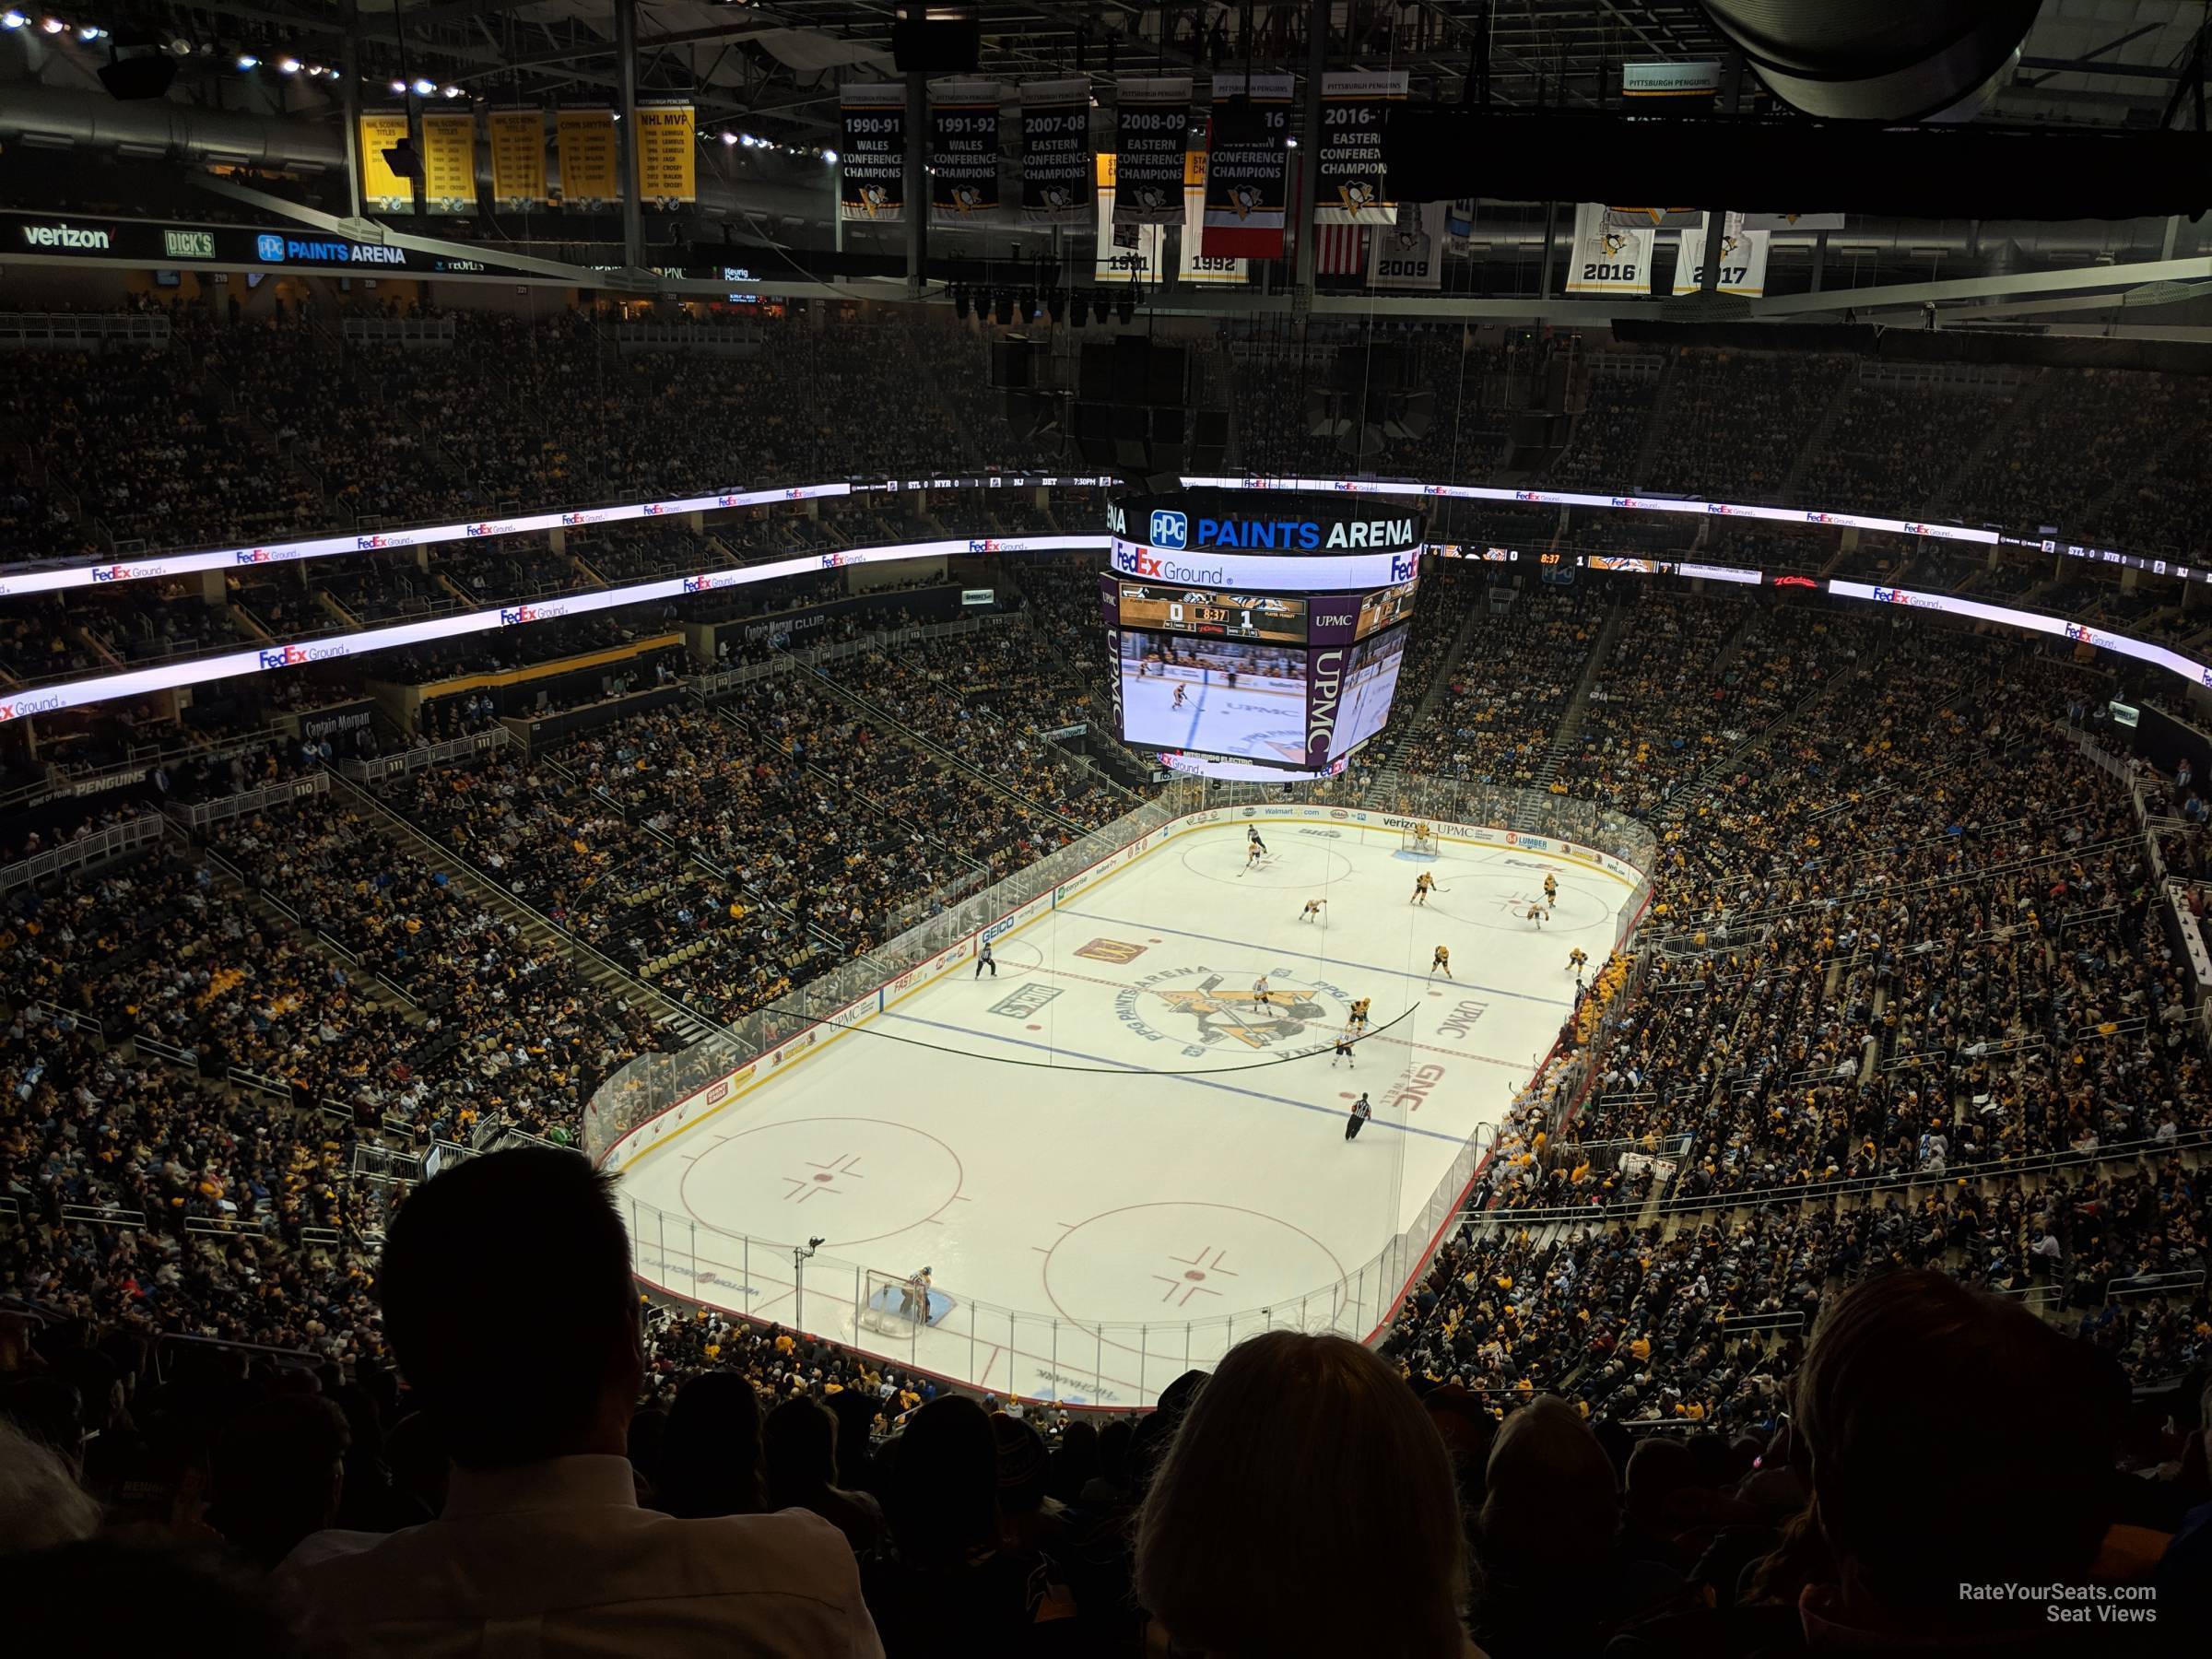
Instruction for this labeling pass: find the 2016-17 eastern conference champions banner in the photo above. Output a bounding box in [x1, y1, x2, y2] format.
[1315, 71, 1405, 223]
[1201, 74, 1293, 259]
[841, 84, 907, 223]
[1113, 75, 1191, 227]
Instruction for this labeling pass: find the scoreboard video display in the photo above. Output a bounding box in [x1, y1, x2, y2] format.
[1116, 584, 1307, 643]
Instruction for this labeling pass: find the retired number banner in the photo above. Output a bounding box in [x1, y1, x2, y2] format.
[1018, 78, 1090, 225]
[930, 78, 1002, 222]
[1112, 75, 1191, 227]
[1315, 71, 1405, 222]
[841, 84, 907, 223]
[1564, 203, 1654, 295]
[1201, 74, 1293, 260]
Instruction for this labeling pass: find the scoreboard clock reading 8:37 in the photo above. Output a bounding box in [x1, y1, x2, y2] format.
[1115, 584, 1307, 642]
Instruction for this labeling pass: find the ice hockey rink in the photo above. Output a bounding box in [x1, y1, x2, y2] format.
[616, 818, 1641, 1406]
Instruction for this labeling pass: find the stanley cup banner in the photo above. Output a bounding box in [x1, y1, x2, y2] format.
[1315, 71, 1406, 223]
[1565, 203, 1654, 295]
[1112, 75, 1191, 227]
[929, 78, 1002, 222]
[1369, 201, 1445, 290]
[1673, 215, 1771, 297]
[1018, 78, 1090, 226]
[1201, 73, 1293, 259]
[840, 84, 907, 223]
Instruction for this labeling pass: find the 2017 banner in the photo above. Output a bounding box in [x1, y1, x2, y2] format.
[1112, 76, 1191, 227]
[930, 78, 1001, 223]
[358, 112, 415, 214]
[634, 104, 696, 206]
[1673, 217, 1771, 296]
[841, 84, 907, 223]
[1315, 71, 1405, 223]
[419, 111, 476, 214]
[1565, 203, 1654, 295]
[1018, 78, 1090, 225]
[1369, 202, 1445, 290]
[1201, 74, 1293, 259]
[488, 108, 547, 208]
[556, 109, 618, 209]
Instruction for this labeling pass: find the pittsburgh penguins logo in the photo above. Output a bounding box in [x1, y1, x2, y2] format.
[947, 184, 988, 214]
[858, 183, 892, 218]
[1040, 184, 1075, 211]
[1132, 183, 1173, 214]
[1336, 181, 1380, 216]
[1155, 975, 1330, 1049]
[1228, 184, 1264, 220]
[1599, 229, 1631, 257]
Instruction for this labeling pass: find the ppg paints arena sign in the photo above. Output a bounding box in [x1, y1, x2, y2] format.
[1107, 490, 1423, 554]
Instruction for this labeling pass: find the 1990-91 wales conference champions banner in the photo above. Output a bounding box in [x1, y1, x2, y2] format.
[1018, 78, 1090, 226]
[929, 78, 1001, 223]
[1112, 75, 1191, 227]
[1315, 71, 1406, 222]
[1201, 74, 1293, 259]
[840, 84, 907, 223]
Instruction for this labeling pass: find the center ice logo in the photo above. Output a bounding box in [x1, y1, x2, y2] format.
[1114, 965, 1347, 1057]
[1149, 510, 1187, 549]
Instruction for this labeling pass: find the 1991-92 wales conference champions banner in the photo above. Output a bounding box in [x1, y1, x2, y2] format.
[1201, 74, 1293, 259]
[1315, 71, 1406, 222]
[929, 79, 1001, 223]
[840, 84, 906, 223]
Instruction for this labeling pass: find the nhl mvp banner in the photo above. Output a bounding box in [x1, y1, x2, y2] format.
[1673, 214, 1771, 297]
[1201, 74, 1293, 259]
[488, 109, 547, 208]
[1315, 71, 1406, 222]
[1370, 201, 1446, 289]
[634, 104, 697, 206]
[1564, 203, 1654, 295]
[841, 85, 907, 223]
[930, 79, 1001, 222]
[1112, 76, 1191, 226]
[1018, 78, 1090, 225]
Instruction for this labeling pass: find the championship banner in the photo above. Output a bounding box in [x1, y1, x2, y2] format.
[1446, 199, 1476, 241]
[1565, 203, 1653, 295]
[840, 84, 907, 223]
[1095, 151, 1244, 285]
[1112, 75, 1190, 227]
[1315, 71, 1405, 222]
[1200, 73, 1292, 259]
[555, 109, 618, 209]
[1018, 78, 1090, 225]
[1741, 211, 1845, 231]
[358, 112, 415, 214]
[488, 108, 547, 209]
[929, 78, 1002, 222]
[634, 104, 696, 206]
[1602, 205, 1702, 230]
[1673, 217, 1771, 297]
[418, 111, 476, 214]
[1369, 201, 1445, 290]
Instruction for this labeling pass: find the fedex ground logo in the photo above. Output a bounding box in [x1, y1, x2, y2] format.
[1389, 551, 1418, 582]
[682, 575, 718, 593]
[559, 512, 592, 527]
[0, 690, 66, 724]
[257, 642, 347, 670]
[235, 548, 275, 564]
[501, 604, 567, 626]
[465, 522, 516, 538]
[90, 564, 134, 582]
[968, 539, 1004, 553]
[357, 535, 390, 550]
[643, 502, 667, 515]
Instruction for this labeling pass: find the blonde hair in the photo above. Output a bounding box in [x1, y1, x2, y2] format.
[1135, 1332, 1469, 1659]
[0, 1418, 101, 1552]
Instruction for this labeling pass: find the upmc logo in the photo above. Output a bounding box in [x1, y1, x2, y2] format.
[1149, 510, 1187, 549]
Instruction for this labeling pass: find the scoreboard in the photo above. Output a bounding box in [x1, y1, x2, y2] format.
[1116, 584, 1307, 643]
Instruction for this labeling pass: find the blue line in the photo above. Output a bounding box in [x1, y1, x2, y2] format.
[877, 1009, 1469, 1146]
[1052, 906, 1576, 1008]
[1181, 680, 1205, 747]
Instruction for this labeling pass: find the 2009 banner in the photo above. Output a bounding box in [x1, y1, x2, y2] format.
[1201, 74, 1292, 260]
[1369, 202, 1445, 290]
[1018, 79, 1090, 225]
[930, 79, 1001, 223]
[1112, 76, 1191, 227]
[840, 84, 907, 223]
[1315, 71, 1405, 223]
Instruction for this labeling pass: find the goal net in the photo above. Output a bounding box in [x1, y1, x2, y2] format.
[1402, 826, 1440, 858]
[858, 1269, 940, 1337]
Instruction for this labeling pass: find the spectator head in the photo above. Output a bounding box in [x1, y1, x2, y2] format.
[376, 1147, 641, 1470]
[1135, 1332, 1467, 1659]
[825, 1387, 879, 1487]
[761, 1395, 838, 1509]
[991, 1411, 1051, 1519]
[209, 1395, 351, 1570]
[1477, 1395, 1619, 1571]
[0, 1417, 102, 1552]
[0, 1375, 86, 1470]
[887, 1396, 1000, 1568]
[654, 1371, 766, 1519]
[1793, 1268, 2114, 1627]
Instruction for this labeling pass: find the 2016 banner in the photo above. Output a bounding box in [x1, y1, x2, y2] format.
[1673, 216, 1771, 297]
[488, 108, 547, 208]
[1369, 201, 1445, 290]
[1315, 71, 1405, 222]
[418, 111, 476, 214]
[930, 78, 1001, 223]
[1112, 76, 1190, 227]
[841, 84, 907, 223]
[1095, 152, 1245, 285]
[1565, 203, 1654, 295]
[358, 112, 415, 214]
[1018, 78, 1090, 226]
[1200, 74, 1293, 259]
[634, 104, 696, 206]
[555, 109, 619, 208]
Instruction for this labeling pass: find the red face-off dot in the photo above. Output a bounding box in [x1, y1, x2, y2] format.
[1184, 1269, 1206, 1281]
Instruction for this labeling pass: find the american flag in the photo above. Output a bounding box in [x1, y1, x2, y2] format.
[1315, 224, 1369, 276]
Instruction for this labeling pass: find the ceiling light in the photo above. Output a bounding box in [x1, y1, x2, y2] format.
[76, 21, 100, 39]
[276, 55, 299, 73]
[1284, 135, 1298, 149]
[39, 14, 65, 32]
[441, 84, 462, 98]
[236, 53, 257, 70]
[389, 79, 406, 94]
[410, 76, 435, 96]
[1, 11, 29, 28]
[822, 148, 838, 164]
[719, 130, 739, 146]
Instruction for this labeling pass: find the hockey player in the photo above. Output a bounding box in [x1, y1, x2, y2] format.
[1344, 1092, 1372, 1142]
[1430, 945, 1453, 978]
[1524, 901, 1547, 929]
[1247, 827, 1268, 854]
[1348, 996, 1372, 1030]
[1411, 870, 1436, 906]
[1543, 872, 1559, 909]
[1299, 898, 1327, 924]
[900, 1265, 934, 1323]
[1332, 1026, 1357, 1069]
[1567, 947, 1589, 982]
[1253, 974, 1273, 1007]
[1172, 683, 1188, 710]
